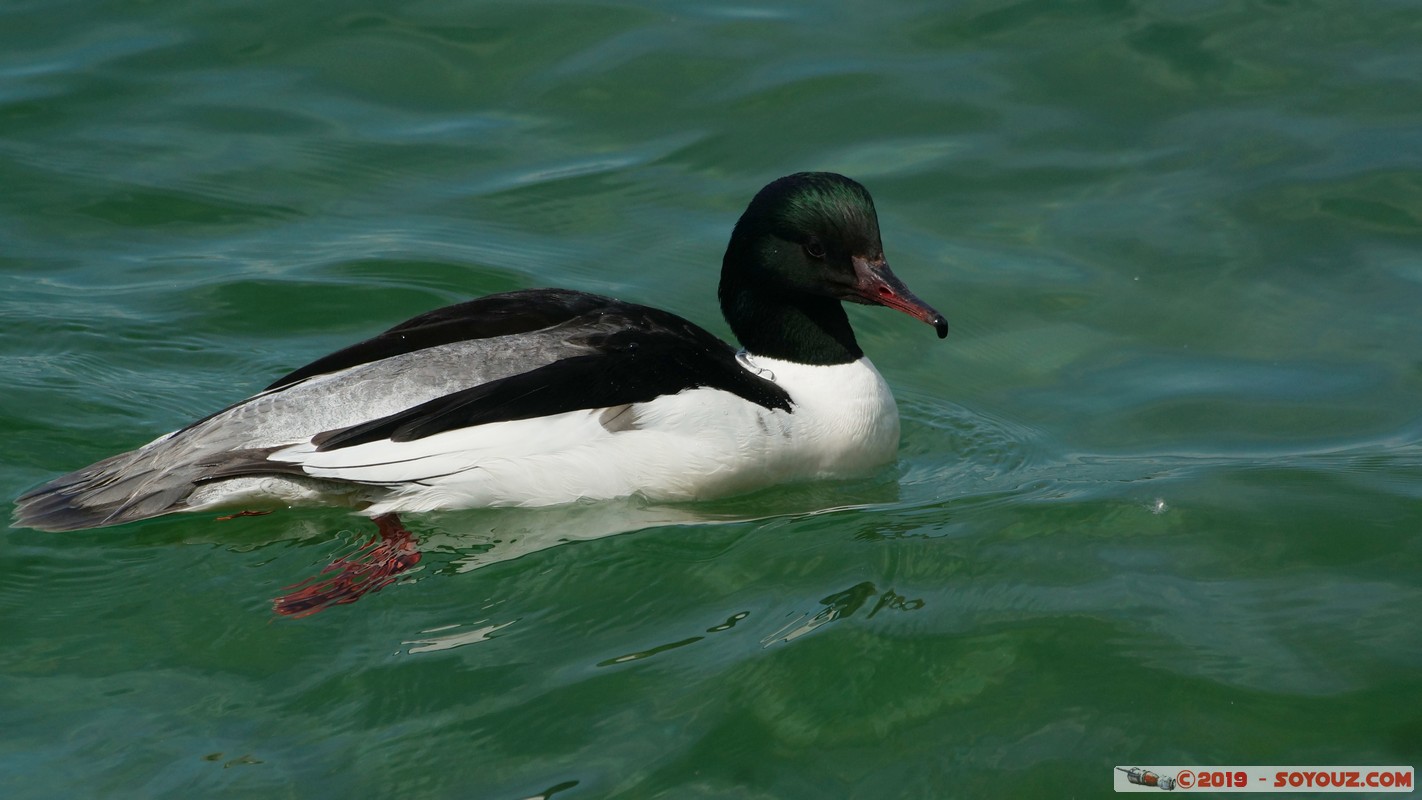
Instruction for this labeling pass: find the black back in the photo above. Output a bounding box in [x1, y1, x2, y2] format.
[275, 289, 793, 450]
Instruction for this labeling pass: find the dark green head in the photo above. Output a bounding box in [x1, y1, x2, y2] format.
[719, 172, 947, 364]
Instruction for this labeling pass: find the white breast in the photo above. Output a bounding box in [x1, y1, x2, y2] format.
[687, 353, 902, 492]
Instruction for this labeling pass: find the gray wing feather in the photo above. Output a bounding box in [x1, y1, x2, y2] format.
[12, 324, 605, 531]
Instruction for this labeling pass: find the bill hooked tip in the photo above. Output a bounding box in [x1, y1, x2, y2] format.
[931, 314, 949, 338]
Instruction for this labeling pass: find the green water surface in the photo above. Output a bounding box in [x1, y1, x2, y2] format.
[3, 1, 1420, 798]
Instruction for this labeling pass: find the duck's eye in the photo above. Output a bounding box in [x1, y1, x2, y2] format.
[803, 240, 826, 259]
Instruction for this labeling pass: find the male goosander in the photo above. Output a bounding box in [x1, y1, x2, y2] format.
[14, 173, 946, 580]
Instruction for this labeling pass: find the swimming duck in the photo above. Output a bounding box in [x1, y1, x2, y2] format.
[14, 173, 946, 556]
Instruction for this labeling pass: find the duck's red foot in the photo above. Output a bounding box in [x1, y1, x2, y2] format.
[273, 514, 421, 618]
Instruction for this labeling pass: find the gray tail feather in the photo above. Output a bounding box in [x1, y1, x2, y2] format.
[12, 446, 291, 532]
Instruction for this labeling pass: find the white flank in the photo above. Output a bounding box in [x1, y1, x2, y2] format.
[263, 354, 900, 515]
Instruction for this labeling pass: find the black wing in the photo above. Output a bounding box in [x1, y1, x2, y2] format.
[266, 288, 617, 391]
[312, 300, 793, 451]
